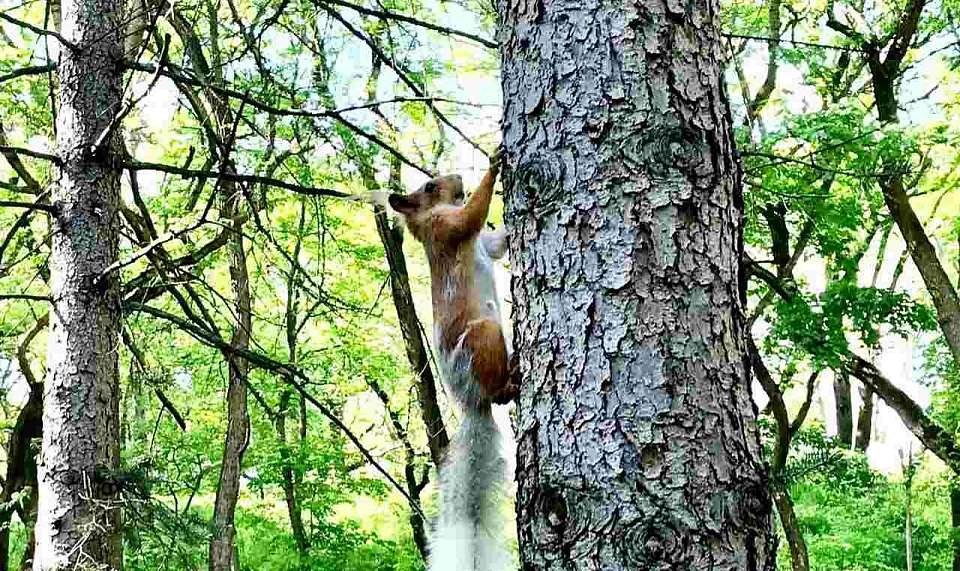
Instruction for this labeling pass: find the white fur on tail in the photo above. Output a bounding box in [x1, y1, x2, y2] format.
[428, 399, 511, 571]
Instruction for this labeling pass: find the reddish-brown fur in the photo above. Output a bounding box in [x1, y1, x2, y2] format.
[390, 162, 516, 405]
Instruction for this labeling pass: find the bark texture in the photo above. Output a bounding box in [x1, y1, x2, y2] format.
[499, 0, 774, 567]
[34, 0, 124, 568]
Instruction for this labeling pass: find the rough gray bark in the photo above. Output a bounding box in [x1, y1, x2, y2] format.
[499, 0, 775, 567]
[33, 0, 124, 568]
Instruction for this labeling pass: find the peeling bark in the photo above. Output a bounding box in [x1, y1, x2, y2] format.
[33, 0, 124, 568]
[499, 0, 775, 566]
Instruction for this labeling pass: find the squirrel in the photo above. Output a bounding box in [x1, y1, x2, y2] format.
[389, 154, 516, 571]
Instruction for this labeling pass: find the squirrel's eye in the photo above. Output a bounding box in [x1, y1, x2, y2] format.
[423, 181, 438, 193]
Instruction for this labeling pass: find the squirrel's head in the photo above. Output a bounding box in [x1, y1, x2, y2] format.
[388, 174, 465, 217]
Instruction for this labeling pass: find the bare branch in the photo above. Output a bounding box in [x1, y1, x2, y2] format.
[315, 0, 497, 48]
[123, 160, 353, 198]
[0, 11, 80, 51]
[0, 62, 56, 85]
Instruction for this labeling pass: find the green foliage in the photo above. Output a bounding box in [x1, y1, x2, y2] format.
[765, 281, 936, 368]
[773, 428, 952, 571]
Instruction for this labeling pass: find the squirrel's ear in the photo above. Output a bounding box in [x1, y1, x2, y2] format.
[389, 193, 416, 214]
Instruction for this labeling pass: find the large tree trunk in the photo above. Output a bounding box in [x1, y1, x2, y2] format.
[499, 0, 775, 567]
[33, 0, 124, 568]
[833, 373, 853, 447]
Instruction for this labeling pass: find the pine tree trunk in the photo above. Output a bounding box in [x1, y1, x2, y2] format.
[33, 0, 124, 568]
[499, 0, 775, 567]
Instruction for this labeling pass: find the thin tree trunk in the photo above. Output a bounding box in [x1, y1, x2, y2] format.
[772, 489, 809, 571]
[750, 338, 810, 571]
[0, 384, 42, 570]
[1, 319, 46, 570]
[373, 173, 449, 468]
[277, 390, 309, 557]
[499, 0, 775, 566]
[19, 481, 39, 571]
[278, 206, 309, 557]
[166, 10, 252, 568]
[905, 451, 915, 571]
[851, 0, 960, 366]
[951, 483, 960, 571]
[208, 179, 252, 571]
[33, 0, 124, 567]
[834, 373, 853, 447]
[855, 386, 874, 452]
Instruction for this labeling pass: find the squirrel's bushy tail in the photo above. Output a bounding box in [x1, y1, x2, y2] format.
[428, 404, 511, 571]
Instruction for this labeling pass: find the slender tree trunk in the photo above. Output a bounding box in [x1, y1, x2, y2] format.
[373, 175, 449, 468]
[277, 390, 309, 557]
[772, 489, 809, 571]
[855, 386, 874, 452]
[856, 0, 960, 366]
[834, 373, 853, 447]
[16, 477, 39, 571]
[499, 0, 775, 566]
[278, 216, 309, 558]
[905, 455, 914, 571]
[371, 159, 431, 562]
[208, 184, 252, 571]
[0, 384, 42, 570]
[33, 0, 124, 568]
[951, 484, 960, 571]
[750, 338, 809, 571]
